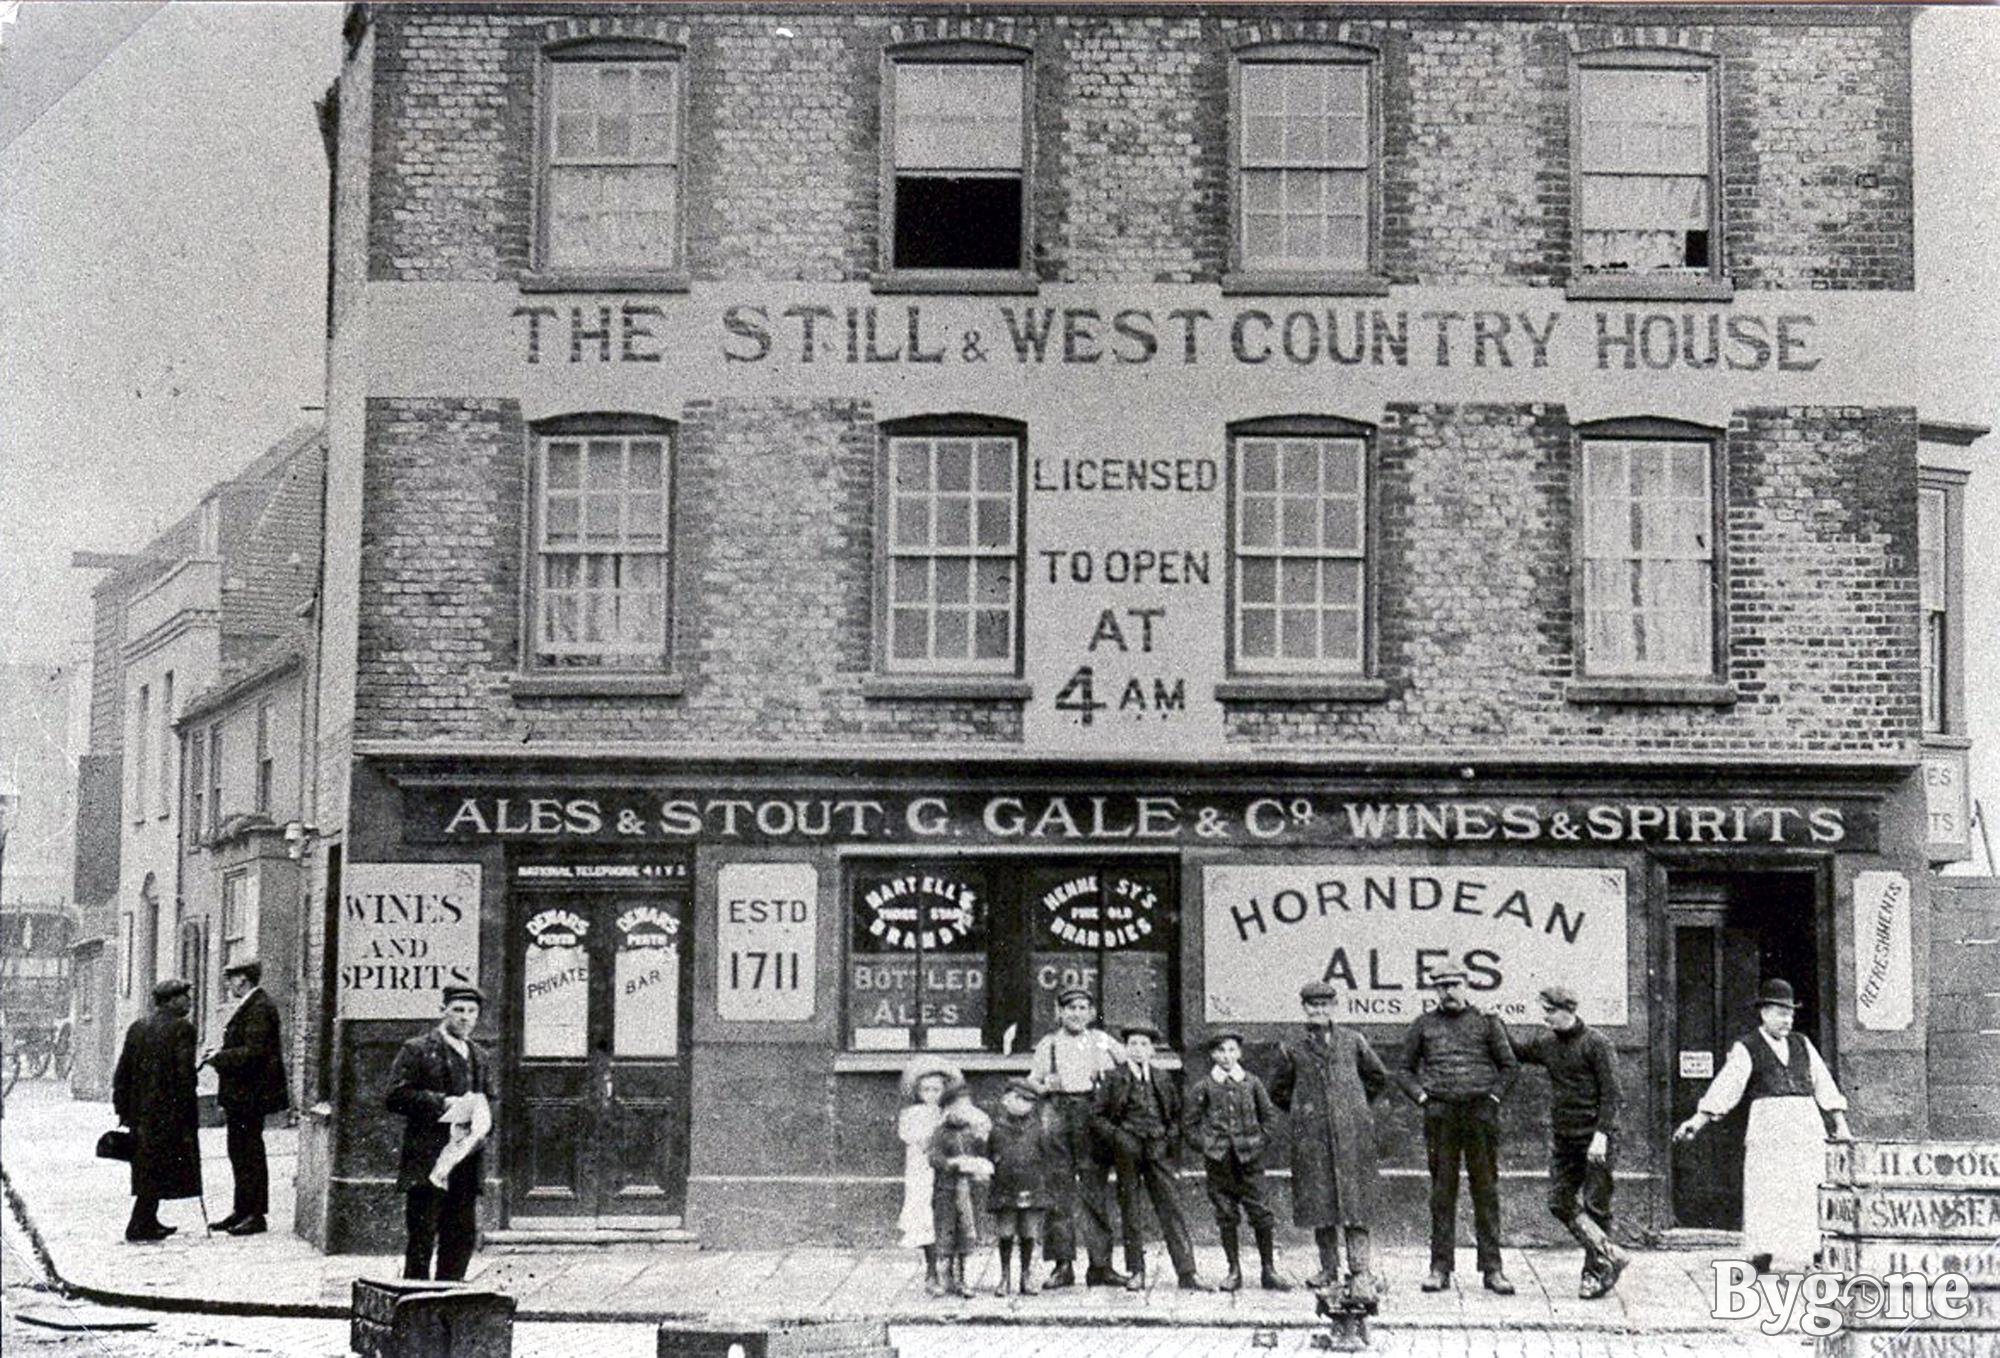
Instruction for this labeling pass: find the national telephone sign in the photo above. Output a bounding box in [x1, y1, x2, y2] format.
[717, 863, 818, 1022]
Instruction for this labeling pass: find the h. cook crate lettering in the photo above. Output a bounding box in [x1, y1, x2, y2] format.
[655, 1318, 894, 1358]
[351, 1279, 515, 1358]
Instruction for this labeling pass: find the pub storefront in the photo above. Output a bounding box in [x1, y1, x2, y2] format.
[313, 754, 1929, 1251]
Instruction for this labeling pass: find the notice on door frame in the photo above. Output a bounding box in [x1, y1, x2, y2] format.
[1853, 870, 1914, 1031]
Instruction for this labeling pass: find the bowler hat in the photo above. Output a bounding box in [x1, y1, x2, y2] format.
[1204, 1029, 1245, 1051]
[1004, 1076, 1041, 1101]
[223, 958, 263, 984]
[1299, 979, 1339, 1003]
[1538, 985, 1579, 1012]
[1754, 978, 1798, 1010]
[152, 978, 191, 1003]
[441, 984, 486, 1007]
[1056, 987, 1094, 1008]
[1120, 1022, 1162, 1043]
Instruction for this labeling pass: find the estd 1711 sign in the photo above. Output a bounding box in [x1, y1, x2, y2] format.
[716, 863, 816, 1023]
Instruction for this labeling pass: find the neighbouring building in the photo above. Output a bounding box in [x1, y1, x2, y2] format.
[66, 427, 325, 1100]
[0, 660, 83, 1082]
[303, 1, 1986, 1255]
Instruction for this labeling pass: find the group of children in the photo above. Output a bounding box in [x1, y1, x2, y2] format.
[896, 1025, 1282, 1299]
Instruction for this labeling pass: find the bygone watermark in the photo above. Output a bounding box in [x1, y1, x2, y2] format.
[1711, 1260, 1973, 1337]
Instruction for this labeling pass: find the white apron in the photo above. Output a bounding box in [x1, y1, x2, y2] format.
[897, 1103, 941, 1248]
[1742, 1096, 1824, 1269]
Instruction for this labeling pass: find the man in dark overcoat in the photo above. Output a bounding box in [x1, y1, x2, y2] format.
[112, 978, 203, 1242]
[386, 984, 495, 1281]
[1270, 979, 1391, 1309]
[202, 958, 289, 1235]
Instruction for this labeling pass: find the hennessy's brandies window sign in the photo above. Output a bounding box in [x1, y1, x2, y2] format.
[846, 859, 1181, 1053]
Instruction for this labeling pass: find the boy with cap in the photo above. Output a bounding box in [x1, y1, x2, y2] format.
[1028, 987, 1125, 1287]
[988, 1076, 1055, 1295]
[201, 959, 289, 1236]
[386, 984, 495, 1281]
[1270, 980, 1391, 1309]
[1182, 1031, 1288, 1292]
[1092, 1023, 1204, 1291]
[1514, 985, 1628, 1297]
[1395, 966, 1519, 1295]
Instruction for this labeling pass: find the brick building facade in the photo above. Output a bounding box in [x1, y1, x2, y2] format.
[303, 2, 1979, 1255]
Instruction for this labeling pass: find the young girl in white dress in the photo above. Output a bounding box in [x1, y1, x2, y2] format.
[897, 1055, 959, 1296]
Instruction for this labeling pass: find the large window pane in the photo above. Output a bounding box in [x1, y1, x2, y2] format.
[543, 57, 680, 270]
[1238, 60, 1372, 271]
[1234, 434, 1368, 673]
[1578, 64, 1714, 274]
[1581, 439, 1715, 675]
[537, 430, 672, 668]
[885, 433, 1020, 673]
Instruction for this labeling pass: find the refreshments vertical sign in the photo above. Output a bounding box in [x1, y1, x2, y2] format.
[338, 863, 482, 1019]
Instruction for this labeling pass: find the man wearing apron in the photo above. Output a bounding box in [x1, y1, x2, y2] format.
[1673, 978, 1853, 1272]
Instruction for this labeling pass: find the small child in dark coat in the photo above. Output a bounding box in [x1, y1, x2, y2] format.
[927, 1081, 993, 1299]
[986, 1077, 1056, 1296]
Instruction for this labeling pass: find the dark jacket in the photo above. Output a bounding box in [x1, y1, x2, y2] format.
[1396, 1005, 1519, 1103]
[210, 988, 290, 1118]
[1091, 1062, 1183, 1163]
[386, 1027, 494, 1194]
[112, 1011, 203, 1201]
[1271, 1025, 1390, 1228]
[1514, 1020, 1621, 1137]
[1182, 1068, 1278, 1164]
[988, 1109, 1055, 1208]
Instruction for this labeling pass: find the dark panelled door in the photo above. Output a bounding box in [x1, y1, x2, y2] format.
[1670, 918, 1759, 1229]
[508, 870, 692, 1223]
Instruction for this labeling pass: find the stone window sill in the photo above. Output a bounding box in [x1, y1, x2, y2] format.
[861, 675, 1032, 702]
[510, 673, 686, 699]
[1565, 680, 1738, 706]
[1565, 273, 1736, 303]
[1221, 270, 1393, 298]
[871, 269, 1040, 296]
[519, 270, 691, 295]
[1921, 733, 1972, 751]
[1216, 677, 1390, 703]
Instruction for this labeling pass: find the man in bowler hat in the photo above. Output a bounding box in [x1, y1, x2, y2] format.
[387, 984, 495, 1280]
[112, 979, 203, 1242]
[202, 959, 289, 1236]
[1396, 967, 1519, 1294]
[1270, 979, 1391, 1309]
[1091, 1022, 1204, 1290]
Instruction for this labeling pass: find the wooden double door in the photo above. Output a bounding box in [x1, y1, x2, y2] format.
[505, 862, 693, 1224]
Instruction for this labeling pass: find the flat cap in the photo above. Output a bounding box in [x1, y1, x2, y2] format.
[1299, 979, 1340, 1003]
[1538, 985, 1579, 1012]
[1004, 1076, 1041, 1101]
[223, 958, 262, 983]
[1055, 987, 1094, 1008]
[1204, 1029, 1245, 1051]
[1427, 968, 1469, 986]
[1119, 1022, 1162, 1043]
[441, 984, 486, 1007]
[152, 978, 191, 1002]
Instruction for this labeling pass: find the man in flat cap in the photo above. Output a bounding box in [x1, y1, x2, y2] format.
[201, 959, 289, 1236]
[112, 979, 203, 1242]
[1092, 1021, 1204, 1291]
[1513, 985, 1628, 1297]
[1028, 986, 1125, 1287]
[387, 984, 495, 1280]
[1395, 967, 1519, 1295]
[1271, 979, 1391, 1309]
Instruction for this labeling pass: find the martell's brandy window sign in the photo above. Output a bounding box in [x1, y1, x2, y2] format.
[848, 869, 988, 1052]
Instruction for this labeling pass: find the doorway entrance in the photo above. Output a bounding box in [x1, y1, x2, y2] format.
[504, 856, 694, 1224]
[1666, 868, 1825, 1230]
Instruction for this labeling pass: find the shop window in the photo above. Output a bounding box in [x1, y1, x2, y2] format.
[1230, 45, 1380, 290]
[222, 869, 259, 974]
[1918, 469, 1967, 736]
[1228, 418, 1371, 675]
[1573, 52, 1726, 295]
[880, 418, 1024, 675]
[881, 44, 1031, 283]
[1578, 425, 1721, 678]
[186, 730, 206, 845]
[846, 858, 1177, 1054]
[536, 42, 684, 275]
[254, 698, 273, 816]
[528, 415, 675, 672]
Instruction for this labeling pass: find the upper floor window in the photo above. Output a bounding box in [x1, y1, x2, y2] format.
[207, 721, 223, 838]
[880, 418, 1023, 675]
[1579, 428, 1720, 678]
[1229, 419, 1371, 675]
[1232, 47, 1377, 284]
[882, 45, 1030, 280]
[186, 730, 206, 844]
[538, 43, 683, 274]
[222, 869, 259, 975]
[132, 683, 150, 823]
[254, 698, 274, 815]
[1918, 468, 1968, 736]
[1575, 53, 1721, 287]
[157, 671, 174, 819]
[530, 416, 675, 671]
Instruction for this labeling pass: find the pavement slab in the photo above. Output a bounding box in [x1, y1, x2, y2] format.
[0, 1081, 1821, 1349]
